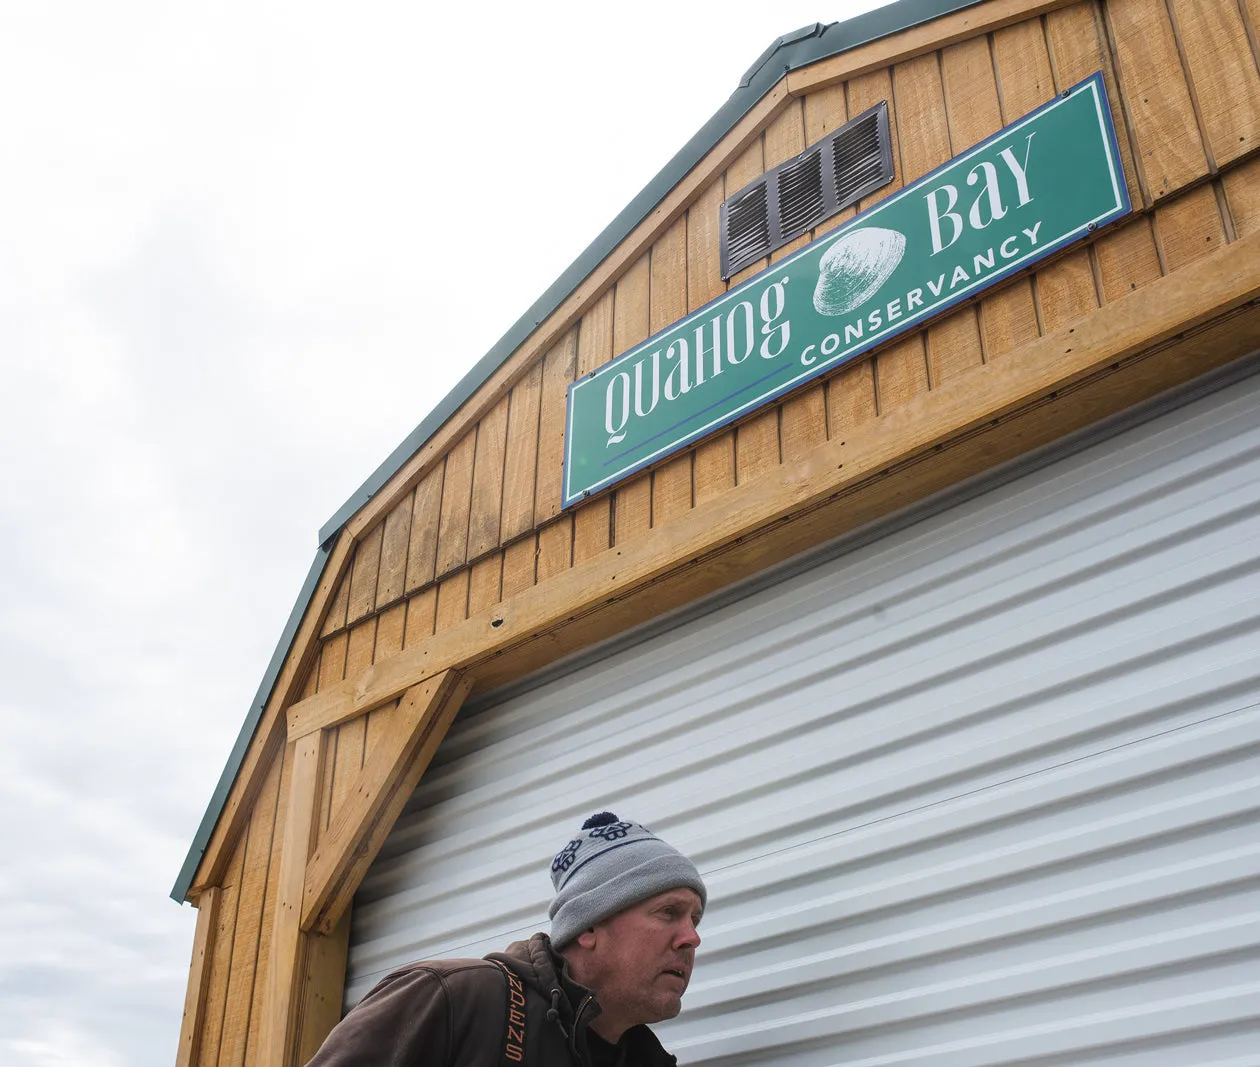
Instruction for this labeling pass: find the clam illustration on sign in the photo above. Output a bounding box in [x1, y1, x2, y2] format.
[813, 228, 907, 315]
[562, 73, 1130, 508]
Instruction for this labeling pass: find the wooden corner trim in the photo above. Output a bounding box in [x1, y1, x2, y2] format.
[174, 885, 221, 1067]
[258, 733, 327, 1067]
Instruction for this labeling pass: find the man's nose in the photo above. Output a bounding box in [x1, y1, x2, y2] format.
[674, 919, 701, 950]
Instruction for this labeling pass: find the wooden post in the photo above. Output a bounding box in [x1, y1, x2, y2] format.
[174, 887, 221, 1067]
[258, 733, 326, 1067]
[294, 910, 354, 1065]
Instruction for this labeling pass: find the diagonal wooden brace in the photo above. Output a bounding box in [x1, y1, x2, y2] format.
[300, 670, 472, 936]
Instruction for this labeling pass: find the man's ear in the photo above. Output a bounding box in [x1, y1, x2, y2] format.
[575, 927, 598, 950]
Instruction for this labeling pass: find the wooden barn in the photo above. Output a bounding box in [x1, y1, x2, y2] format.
[173, 0, 1260, 1063]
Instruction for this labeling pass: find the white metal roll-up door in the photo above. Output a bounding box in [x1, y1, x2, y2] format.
[347, 365, 1260, 1066]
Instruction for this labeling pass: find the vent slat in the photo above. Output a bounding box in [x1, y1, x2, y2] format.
[720, 101, 893, 280]
[777, 148, 825, 237]
[833, 110, 883, 207]
[722, 180, 771, 276]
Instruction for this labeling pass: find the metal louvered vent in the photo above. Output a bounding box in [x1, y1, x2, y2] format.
[720, 100, 893, 279]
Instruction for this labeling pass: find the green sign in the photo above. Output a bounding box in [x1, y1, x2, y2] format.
[563, 73, 1129, 508]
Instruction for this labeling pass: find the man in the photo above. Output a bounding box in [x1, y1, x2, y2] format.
[308, 812, 706, 1067]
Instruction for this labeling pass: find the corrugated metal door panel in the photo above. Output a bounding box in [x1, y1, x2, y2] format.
[346, 369, 1260, 1064]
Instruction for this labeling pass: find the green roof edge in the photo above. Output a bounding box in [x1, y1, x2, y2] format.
[173, 0, 985, 904]
[171, 546, 331, 901]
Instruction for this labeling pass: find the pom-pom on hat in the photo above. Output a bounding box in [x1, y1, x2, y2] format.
[548, 811, 706, 949]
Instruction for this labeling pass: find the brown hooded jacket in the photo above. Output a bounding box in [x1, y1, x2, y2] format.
[306, 933, 680, 1067]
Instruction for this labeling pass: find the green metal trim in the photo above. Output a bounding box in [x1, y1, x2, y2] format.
[170, 546, 330, 900]
[173, 0, 986, 904]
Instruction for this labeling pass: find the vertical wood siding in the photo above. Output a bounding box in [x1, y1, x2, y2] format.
[175, 886, 219, 1067]
[467, 397, 509, 560]
[195, 832, 244, 1065]
[404, 471, 440, 594]
[688, 178, 737, 505]
[189, 745, 290, 1067]
[242, 746, 292, 1067]
[215, 756, 284, 1067]
[770, 99, 830, 465]
[535, 330, 578, 524]
[500, 363, 543, 543]
[572, 292, 615, 561]
[376, 495, 411, 602]
[650, 217, 694, 526]
[612, 255, 654, 543]
[184, 1, 1260, 1060]
[434, 428, 476, 577]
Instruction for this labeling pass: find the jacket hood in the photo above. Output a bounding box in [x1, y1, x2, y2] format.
[486, 933, 676, 1067]
[488, 933, 596, 1055]
[488, 933, 576, 1000]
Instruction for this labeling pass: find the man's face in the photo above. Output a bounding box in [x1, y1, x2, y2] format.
[574, 887, 703, 1037]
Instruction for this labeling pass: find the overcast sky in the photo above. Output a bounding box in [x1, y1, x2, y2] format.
[0, 3, 895, 1064]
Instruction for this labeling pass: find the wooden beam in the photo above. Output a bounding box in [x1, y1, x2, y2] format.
[483, 303, 1260, 695]
[301, 670, 472, 935]
[284, 229, 1260, 737]
[258, 733, 326, 1067]
[174, 886, 221, 1067]
[187, 535, 354, 898]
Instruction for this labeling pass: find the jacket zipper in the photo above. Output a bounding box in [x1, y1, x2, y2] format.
[570, 994, 595, 1062]
[573, 994, 594, 1031]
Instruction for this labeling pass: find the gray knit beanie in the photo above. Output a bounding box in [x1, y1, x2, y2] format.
[548, 812, 707, 949]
